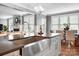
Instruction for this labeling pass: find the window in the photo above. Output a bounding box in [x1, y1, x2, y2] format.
[23, 15, 34, 36]
[69, 15, 78, 30]
[70, 15, 78, 24]
[60, 16, 68, 25]
[51, 24, 58, 30]
[29, 25, 34, 34]
[41, 17, 46, 34]
[51, 14, 79, 30]
[51, 16, 59, 30]
[24, 23, 28, 32]
[8, 18, 14, 32]
[35, 15, 46, 36]
[51, 16, 59, 25]
[70, 25, 78, 30]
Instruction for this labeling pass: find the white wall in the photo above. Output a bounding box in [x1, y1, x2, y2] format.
[0, 19, 7, 25]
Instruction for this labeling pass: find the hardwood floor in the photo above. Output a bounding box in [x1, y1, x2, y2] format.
[61, 41, 79, 56]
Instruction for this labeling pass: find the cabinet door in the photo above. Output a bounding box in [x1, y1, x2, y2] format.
[50, 37, 56, 56]
[41, 48, 50, 56]
[57, 36, 61, 55]
[55, 36, 61, 56]
[50, 36, 61, 56]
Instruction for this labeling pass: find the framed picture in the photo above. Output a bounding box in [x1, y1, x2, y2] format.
[15, 17, 20, 24]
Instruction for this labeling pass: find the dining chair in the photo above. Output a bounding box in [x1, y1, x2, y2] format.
[60, 31, 67, 44]
[66, 31, 75, 48]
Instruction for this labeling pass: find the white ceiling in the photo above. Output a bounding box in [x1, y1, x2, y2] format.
[1, 3, 79, 19]
[0, 3, 33, 19]
[0, 5, 28, 18]
[12, 3, 79, 15]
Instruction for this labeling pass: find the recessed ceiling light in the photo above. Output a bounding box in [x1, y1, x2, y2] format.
[34, 5, 44, 13]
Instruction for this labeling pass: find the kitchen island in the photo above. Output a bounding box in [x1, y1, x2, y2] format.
[0, 33, 61, 56]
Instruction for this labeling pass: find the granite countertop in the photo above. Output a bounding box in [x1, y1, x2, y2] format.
[0, 33, 60, 56]
[42, 33, 60, 38]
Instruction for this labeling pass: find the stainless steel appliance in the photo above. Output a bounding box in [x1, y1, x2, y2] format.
[22, 38, 50, 56]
